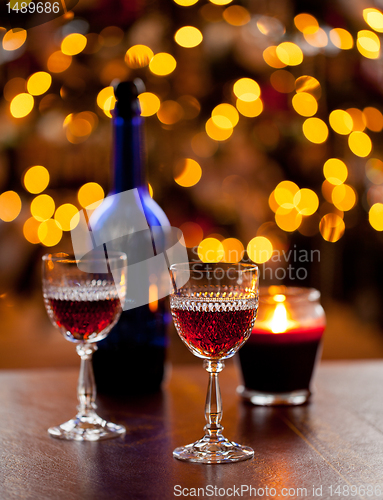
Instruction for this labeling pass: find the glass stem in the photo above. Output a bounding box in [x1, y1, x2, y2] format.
[203, 359, 225, 441]
[76, 344, 98, 417]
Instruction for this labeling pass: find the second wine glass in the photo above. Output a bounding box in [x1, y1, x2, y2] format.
[170, 262, 258, 464]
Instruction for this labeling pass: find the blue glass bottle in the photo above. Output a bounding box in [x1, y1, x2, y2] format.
[91, 80, 170, 394]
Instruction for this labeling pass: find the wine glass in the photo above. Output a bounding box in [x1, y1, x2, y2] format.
[42, 251, 127, 441]
[170, 262, 258, 463]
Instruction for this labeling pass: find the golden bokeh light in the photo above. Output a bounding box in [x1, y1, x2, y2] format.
[247, 236, 273, 264]
[363, 8, 383, 33]
[149, 53, 177, 76]
[268, 190, 279, 213]
[174, 0, 198, 5]
[363, 107, 383, 132]
[294, 13, 319, 34]
[125, 45, 154, 68]
[302, 117, 328, 144]
[329, 109, 353, 135]
[136, 92, 160, 117]
[366, 158, 383, 184]
[222, 238, 244, 263]
[174, 26, 203, 48]
[331, 184, 356, 211]
[78, 183, 105, 209]
[24, 166, 50, 194]
[322, 180, 335, 203]
[357, 30, 380, 58]
[263, 46, 287, 68]
[212, 104, 239, 127]
[205, 117, 233, 140]
[276, 42, 303, 66]
[197, 237, 224, 262]
[233, 78, 260, 101]
[293, 189, 319, 215]
[179, 222, 203, 247]
[295, 75, 321, 100]
[10, 93, 34, 118]
[369, 203, 383, 230]
[0, 191, 22, 222]
[346, 108, 366, 131]
[236, 97, 263, 117]
[274, 180, 299, 208]
[270, 70, 295, 93]
[348, 131, 372, 157]
[31, 194, 55, 222]
[157, 100, 184, 125]
[174, 158, 202, 187]
[323, 158, 348, 185]
[47, 51, 72, 73]
[320, 213, 345, 242]
[304, 28, 328, 48]
[329, 28, 354, 50]
[38, 219, 63, 247]
[64, 113, 93, 143]
[292, 92, 318, 116]
[23, 217, 41, 244]
[27, 72, 52, 96]
[97, 86, 116, 117]
[2, 29, 27, 51]
[55, 204, 80, 231]
[61, 33, 87, 56]
[209, 0, 232, 5]
[223, 6, 250, 26]
[275, 207, 302, 232]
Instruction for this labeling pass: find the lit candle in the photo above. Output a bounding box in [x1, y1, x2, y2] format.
[238, 287, 326, 405]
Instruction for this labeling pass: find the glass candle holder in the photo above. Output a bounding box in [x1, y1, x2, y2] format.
[237, 286, 326, 406]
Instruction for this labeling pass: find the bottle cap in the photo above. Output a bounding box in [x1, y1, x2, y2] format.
[114, 79, 145, 118]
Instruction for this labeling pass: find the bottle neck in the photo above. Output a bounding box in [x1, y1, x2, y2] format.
[111, 114, 147, 193]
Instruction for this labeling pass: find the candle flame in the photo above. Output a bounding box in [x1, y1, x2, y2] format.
[270, 302, 288, 333]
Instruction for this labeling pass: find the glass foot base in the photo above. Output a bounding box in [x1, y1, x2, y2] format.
[237, 385, 310, 406]
[48, 413, 126, 441]
[173, 435, 254, 464]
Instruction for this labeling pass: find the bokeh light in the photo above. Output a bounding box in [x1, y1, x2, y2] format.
[197, 238, 224, 262]
[233, 78, 260, 101]
[276, 42, 303, 66]
[329, 110, 353, 135]
[179, 222, 203, 247]
[78, 183, 105, 209]
[369, 203, 383, 230]
[31, 195, 55, 222]
[47, 51, 72, 73]
[174, 158, 202, 187]
[149, 53, 177, 76]
[55, 204, 80, 231]
[347, 108, 366, 131]
[157, 101, 184, 125]
[38, 219, 63, 247]
[294, 13, 319, 34]
[357, 30, 380, 58]
[222, 238, 244, 263]
[236, 98, 263, 117]
[205, 117, 233, 140]
[212, 104, 239, 127]
[292, 92, 318, 116]
[209, 0, 233, 5]
[2, 29, 27, 51]
[247, 236, 273, 264]
[295, 76, 321, 100]
[331, 184, 357, 211]
[274, 181, 299, 208]
[24, 166, 50, 194]
[364, 107, 383, 132]
[23, 217, 41, 244]
[348, 131, 372, 157]
[97, 87, 116, 117]
[27, 72, 52, 96]
[363, 8, 383, 33]
[304, 28, 328, 48]
[10, 93, 34, 118]
[174, 26, 203, 48]
[138, 92, 161, 116]
[320, 213, 345, 242]
[302, 117, 328, 144]
[0, 191, 22, 222]
[270, 70, 295, 93]
[293, 189, 319, 215]
[329, 28, 354, 50]
[61, 33, 87, 56]
[275, 207, 302, 232]
[125, 45, 154, 68]
[223, 6, 251, 26]
[366, 158, 383, 184]
[323, 158, 348, 185]
[263, 46, 287, 68]
[174, 0, 198, 5]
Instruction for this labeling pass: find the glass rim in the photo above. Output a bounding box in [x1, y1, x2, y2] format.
[170, 262, 258, 273]
[42, 251, 127, 264]
[259, 286, 320, 302]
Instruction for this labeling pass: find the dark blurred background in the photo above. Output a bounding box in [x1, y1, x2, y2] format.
[1, 0, 383, 368]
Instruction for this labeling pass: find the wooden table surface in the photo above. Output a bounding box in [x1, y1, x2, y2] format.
[1, 360, 383, 500]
